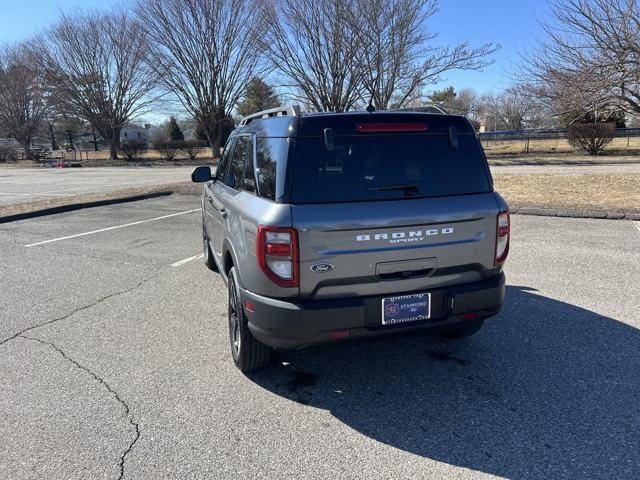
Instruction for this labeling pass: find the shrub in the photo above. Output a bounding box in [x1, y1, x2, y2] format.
[179, 139, 209, 160]
[154, 140, 180, 161]
[120, 140, 147, 162]
[0, 145, 19, 163]
[567, 123, 615, 155]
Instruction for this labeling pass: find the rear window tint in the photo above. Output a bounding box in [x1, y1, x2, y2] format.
[291, 133, 490, 204]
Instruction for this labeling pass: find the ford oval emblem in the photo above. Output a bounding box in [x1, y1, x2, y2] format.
[311, 263, 334, 273]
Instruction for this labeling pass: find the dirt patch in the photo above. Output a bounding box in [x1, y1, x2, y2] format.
[494, 174, 640, 214]
[0, 182, 200, 218]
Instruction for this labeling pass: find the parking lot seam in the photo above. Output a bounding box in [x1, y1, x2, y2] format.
[19, 334, 140, 480]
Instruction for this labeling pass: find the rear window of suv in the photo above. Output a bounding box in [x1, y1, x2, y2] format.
[290, 133, 491, 204]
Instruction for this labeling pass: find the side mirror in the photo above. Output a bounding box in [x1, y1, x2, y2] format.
[191, 166, 212, 183]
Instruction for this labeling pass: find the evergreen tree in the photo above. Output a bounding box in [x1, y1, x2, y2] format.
[237, 78, 279, 117]
[166, 116, 184, 141]
[428, 86, 456, 106]
[194, 121, 208, 141]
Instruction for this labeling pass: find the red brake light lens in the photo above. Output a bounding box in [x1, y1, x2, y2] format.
[494, 212, 510, 265]
[355, 123, 429, 133]
[266, 243, 291, 256]
[257, 226, 299, 287]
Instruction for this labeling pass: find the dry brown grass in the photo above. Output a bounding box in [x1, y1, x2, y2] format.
[0, 182, 199, 218]
[493, 174, 640, 213]
[482, 136, 640, 156]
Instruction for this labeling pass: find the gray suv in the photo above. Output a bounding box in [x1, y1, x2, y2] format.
[192, 106, 509, 372]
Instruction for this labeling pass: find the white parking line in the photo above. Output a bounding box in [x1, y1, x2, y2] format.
[25, 209, 200, 247]
[635, 222, 640, 234]
[171, 253, 204, 267]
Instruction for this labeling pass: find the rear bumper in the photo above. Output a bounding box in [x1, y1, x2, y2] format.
[242, 273, 505, 349]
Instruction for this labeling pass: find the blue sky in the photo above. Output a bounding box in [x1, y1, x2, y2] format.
[0, 0, 551, 95]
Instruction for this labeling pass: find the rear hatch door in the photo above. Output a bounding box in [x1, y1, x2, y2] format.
[290, 116, 498, 301]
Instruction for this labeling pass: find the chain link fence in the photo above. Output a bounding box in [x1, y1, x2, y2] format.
[479, 128, 640, 156]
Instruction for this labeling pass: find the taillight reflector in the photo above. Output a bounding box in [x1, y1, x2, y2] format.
[355, 122, 429, 133]
[330, 330, 350, 339]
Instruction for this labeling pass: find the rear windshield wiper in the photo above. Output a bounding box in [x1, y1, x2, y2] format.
[366, 183, 419, 195]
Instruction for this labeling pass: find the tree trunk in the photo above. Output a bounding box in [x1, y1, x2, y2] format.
[67, 130, 75, 151]
[109, 140, 119, 161]
[48, 123, 58, 150]
[106, 127, 121, 161]
[22, 141, 33, 160]
[204, 122, 222, 160]
[19, 134, 32, 160]
[92, 126, 98, 152]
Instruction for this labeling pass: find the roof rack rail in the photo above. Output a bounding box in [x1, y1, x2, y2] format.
[395, 105, 449, 114]
[238, 105, 301, 126]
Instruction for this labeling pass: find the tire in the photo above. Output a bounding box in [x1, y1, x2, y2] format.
[227, 267, 271, 372]
[202, 221, 218, 272]
[438, 318, 485, 339]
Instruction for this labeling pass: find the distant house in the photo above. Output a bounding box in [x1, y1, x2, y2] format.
[120, 124, 149, 145]
[182, 128, 196, 140]
[0, 138, 19, 146]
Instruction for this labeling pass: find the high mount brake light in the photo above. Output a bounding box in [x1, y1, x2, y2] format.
[355, 123, 429, 133]
[257, 226, 299, 288]
[494, 211, 510, 265]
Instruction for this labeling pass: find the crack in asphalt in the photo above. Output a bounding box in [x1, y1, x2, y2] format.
[0, 271, 161, 477]
[19, 334, 141, 480]
[0, 274, 157, 348]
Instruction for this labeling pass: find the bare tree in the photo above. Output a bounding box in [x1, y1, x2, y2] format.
[0, 44, 49, 160]
[354, 0, 499, 109]
[523, 0, 640, 123]
[136, 0, 267, 155]
[261, 0, 364, 112]
[35, 11, 155, 160]
[482, 85, 541, 131]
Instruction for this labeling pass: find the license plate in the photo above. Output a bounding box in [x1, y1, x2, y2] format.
[382, 293, 431, 326]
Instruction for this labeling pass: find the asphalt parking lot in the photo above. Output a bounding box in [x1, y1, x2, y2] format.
[0, 167, 194, 206]
[1, 194, 639, 479]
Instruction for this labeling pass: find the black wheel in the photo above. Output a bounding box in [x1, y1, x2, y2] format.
[227, 267, 271, 372]
[202, 222, 217, 271]
[438, 318, 485, 339]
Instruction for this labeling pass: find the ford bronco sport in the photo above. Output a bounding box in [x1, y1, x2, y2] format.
[192, 106, 509, 372]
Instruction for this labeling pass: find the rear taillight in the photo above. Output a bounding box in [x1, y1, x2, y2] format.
[257, 226, 299, 287]
[494, 211, 510, 265]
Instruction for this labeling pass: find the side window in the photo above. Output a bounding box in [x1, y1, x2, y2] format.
[216, 137, 235, 182]
[226, 136, 246, 190]
[242, 136, 256, 194]
[256, 137, 287, 201]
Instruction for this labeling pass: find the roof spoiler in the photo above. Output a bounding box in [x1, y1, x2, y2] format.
[238, 105, 301, 126]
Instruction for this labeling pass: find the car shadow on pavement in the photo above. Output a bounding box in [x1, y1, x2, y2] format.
[249, 285, 640, 479]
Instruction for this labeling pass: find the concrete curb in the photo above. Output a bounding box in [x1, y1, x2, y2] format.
[511, 207, 640, 221]
[0, 190, 173, 224]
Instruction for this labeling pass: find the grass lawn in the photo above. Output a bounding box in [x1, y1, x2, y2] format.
[494, 174, 640, 213]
